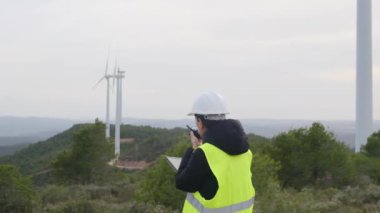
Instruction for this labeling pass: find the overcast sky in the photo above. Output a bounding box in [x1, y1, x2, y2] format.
[0, 0, 379, 120]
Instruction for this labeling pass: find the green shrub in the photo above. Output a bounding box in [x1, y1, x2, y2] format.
[270, 122, 355, 189]
[52, 120, 113, 184]
[134, 139, 188, 211]
[251, 153, 281, 196]
[363, 130, 380, 158]
[353, 154, 380, 184]
[0, 164, 35, 213]
[40, 185, 72, 206]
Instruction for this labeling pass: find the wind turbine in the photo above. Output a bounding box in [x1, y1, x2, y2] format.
[93, 54, 114, 140]
[113, 64, 125, 157]
[356, 0, 373, 152]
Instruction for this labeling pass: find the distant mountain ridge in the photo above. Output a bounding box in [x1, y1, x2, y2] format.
[0, 124, 84, 175]
[2, 116, 380, 149]
[0, 116, 83, 148]
[124, 117, 380, 149]
[0, 116, 79, 137]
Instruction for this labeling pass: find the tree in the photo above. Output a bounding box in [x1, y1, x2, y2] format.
[353, 154, 380, 184]
[0, 164, 35, 213]
[363, 130, 380, 158]
[354, 130, 380, 184]
[135, 135, 188, 211]
[270, 122, 354, 189]
[251, 153, 281, 195]
[52, 120, 113, 184]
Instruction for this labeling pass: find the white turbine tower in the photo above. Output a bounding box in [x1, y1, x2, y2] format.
[356, 0, 373, 152]
[114, 65, 125, 157]
[94, 54, 114, 140]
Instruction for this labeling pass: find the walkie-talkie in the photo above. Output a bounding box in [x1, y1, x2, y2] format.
[186, 125, 201, 140]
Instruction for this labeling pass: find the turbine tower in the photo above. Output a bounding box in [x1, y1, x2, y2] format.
[94, 55, 114, 140]
[114, 67, 125, 157]
[356, 0, 373, 152]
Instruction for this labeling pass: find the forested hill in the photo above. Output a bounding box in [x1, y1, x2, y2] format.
[3, 121, 380, 212]
[117, 125, 188, 162]
[0, 124, 86, 175]
[0, 123, 270, 175]
[0, 124, 186, 175]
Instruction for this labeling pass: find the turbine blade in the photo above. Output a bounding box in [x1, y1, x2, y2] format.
[112, 57, 117, 91]
[104, 50, 110, 75]
[92, 76, 105, 89]
[113, 57, 118, 75]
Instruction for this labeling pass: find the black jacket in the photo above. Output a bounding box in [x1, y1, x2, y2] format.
[175, 119, 249, 200]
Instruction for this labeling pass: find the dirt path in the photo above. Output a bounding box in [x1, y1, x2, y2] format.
[108, 159, 150, 170]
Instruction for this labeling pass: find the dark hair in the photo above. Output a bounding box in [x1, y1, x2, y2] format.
[195, 114, 221, 129]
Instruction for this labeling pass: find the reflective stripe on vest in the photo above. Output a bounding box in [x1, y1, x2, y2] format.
[186, 193, 254, 213]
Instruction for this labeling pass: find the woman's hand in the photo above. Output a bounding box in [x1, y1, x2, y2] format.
[190, 131, 202, 149]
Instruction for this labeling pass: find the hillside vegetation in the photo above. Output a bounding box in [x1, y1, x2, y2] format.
[0, 124, 190, 176]
[0, 143, 30, 157]
[1, 120, 380, 212]
[0, 124, 84, 175]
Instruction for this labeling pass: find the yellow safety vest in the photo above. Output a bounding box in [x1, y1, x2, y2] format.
[182, 143, 255, 213]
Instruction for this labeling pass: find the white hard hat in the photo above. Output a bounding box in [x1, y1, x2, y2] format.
[188, 91, 229, 117]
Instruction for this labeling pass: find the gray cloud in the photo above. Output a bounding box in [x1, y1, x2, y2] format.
[0, 0, 379, 120]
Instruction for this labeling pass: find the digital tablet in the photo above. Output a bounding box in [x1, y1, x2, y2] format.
[165, 156, 182, 171]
